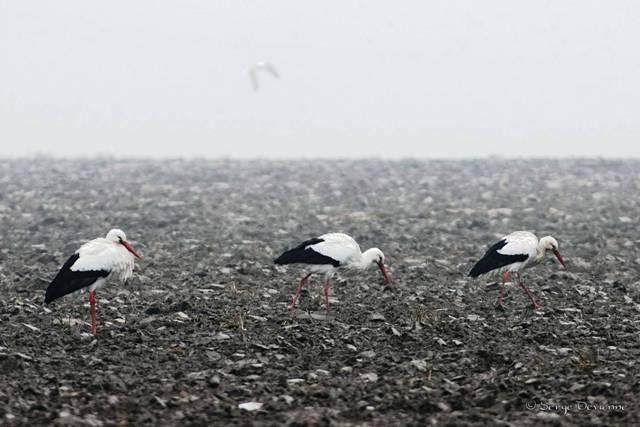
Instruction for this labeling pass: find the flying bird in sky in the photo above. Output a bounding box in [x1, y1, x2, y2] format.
[246, 61, 280, 91]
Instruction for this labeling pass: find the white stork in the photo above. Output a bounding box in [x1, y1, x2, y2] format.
[274, 233, 390, 311]
[468, 231, 566, 309]
[45, 229, 142, 335]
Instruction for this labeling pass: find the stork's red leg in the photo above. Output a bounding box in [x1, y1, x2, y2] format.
[323, 280, 331, 311]
[497, 272, 509, 306]
[89, 291, 97, 335]
[289, 273, 312, 311]
[517, 273, 541, 310]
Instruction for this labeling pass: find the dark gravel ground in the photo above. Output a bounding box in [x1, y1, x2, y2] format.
[1, 158, 639, 426]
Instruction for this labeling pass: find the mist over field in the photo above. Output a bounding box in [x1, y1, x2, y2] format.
[1, 1, 639, 159]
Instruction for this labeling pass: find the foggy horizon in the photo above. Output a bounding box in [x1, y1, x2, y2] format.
[3, 153, 640, 161]
[1, 1, 638, 159]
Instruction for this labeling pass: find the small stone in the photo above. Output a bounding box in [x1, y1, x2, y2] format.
[436, 402, 451, 412]
[369, 312, 386, 321]
[14, 352, 32, 361]
[154, 396, 167, 408]
[22, 323, 40, 332]
[238, 402, 263, 411]
[208, 375, 221, 387]
[435, 337, 447, 346]
[175, 312, 191, 320]
[360, 372, 378, 382]
[410, 359, 428, 372]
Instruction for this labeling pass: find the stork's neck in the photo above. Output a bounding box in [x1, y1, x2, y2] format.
[533, 242, 548, 265]
[354, 248, 378, 269]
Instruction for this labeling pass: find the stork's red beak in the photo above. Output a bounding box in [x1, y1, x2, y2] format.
[122, 240, 142, 259]
[377, 261, 390, 285]
[553, 249, 565, 268]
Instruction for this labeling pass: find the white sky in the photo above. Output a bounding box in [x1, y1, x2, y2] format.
[0, 1, 638, 158]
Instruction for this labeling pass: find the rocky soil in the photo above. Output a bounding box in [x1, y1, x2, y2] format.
[0, 158, 639, 426]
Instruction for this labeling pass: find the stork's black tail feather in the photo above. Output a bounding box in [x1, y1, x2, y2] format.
[468, 262, 488, 278]
[273, 249, 301, 265]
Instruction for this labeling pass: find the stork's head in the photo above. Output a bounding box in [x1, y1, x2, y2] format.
[539, 236, 565, 267]
[362, 248, 390, 284]
[106, 229, 142, 259]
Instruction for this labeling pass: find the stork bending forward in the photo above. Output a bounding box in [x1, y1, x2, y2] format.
[469, 231, 565, 309]
[274, 233, 390, 311]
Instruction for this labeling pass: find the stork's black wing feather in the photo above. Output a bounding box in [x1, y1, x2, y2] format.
[468, 239, 529, 278]
[44, 253, 110, 304]
[274, 238, 340, 267]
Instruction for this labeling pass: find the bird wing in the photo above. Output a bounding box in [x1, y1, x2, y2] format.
[44, 239, 130, 304]
[263, 63, 280, 78]
[44, 252, 110, 304]
[311, 233, 361, 265]
[274, 234, 356, 267]
[249, 68, 259, 91]
[498, 232, 538, 257]
[72, 240, 123, 272]
[468, 234, 533, 278]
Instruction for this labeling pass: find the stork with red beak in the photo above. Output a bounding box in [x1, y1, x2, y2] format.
[468, 231, 566, 309]
[44, 229, 142, 335]
[274, 232, 390, 311]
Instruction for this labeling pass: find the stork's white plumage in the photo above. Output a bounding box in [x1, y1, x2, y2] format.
[45, 229, 142, 335]
[274, 233, 390, 311]
[468, 231, 566, 309]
